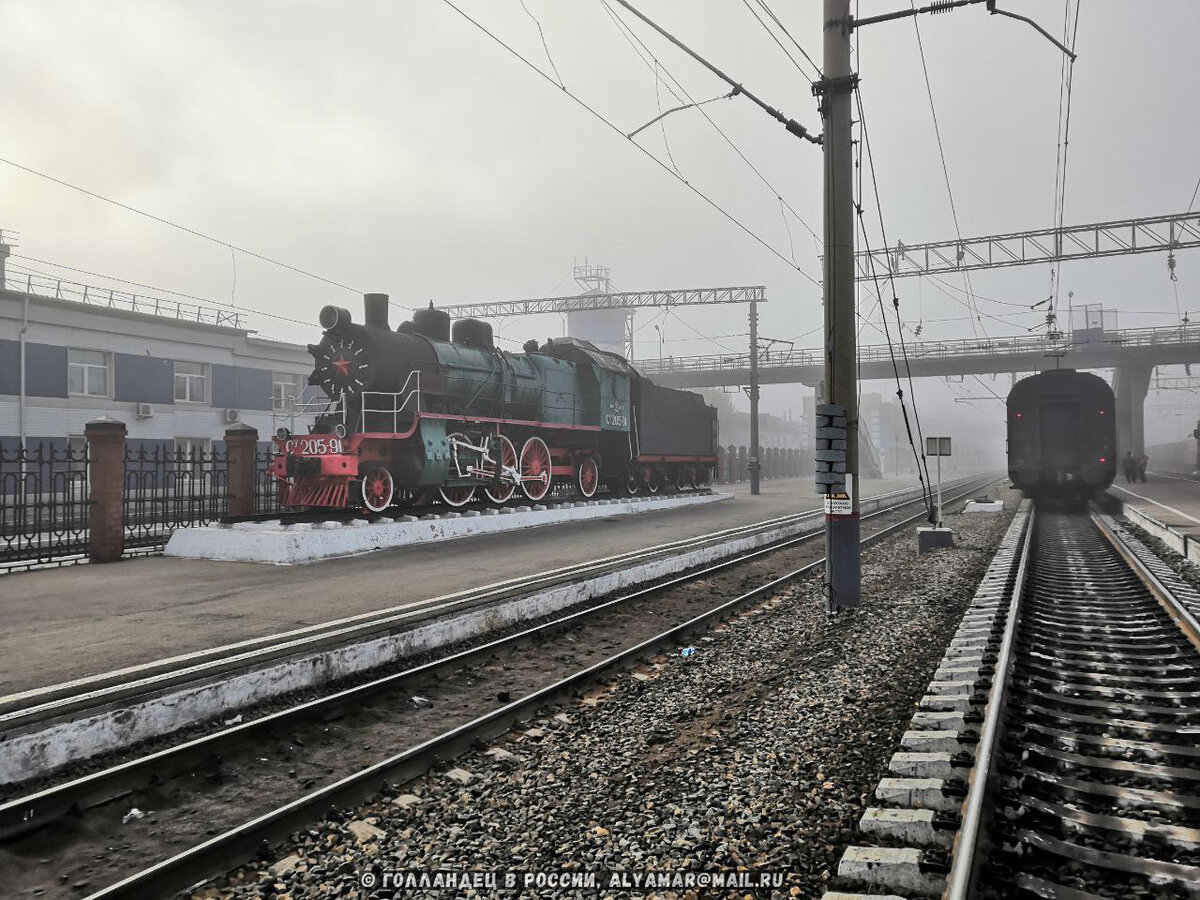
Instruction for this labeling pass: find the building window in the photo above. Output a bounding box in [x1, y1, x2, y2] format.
[68, 349, 110, 397]
[174, 437, 213, 461]
[174, 361, 208, 403]
[272, 373, 304, 411]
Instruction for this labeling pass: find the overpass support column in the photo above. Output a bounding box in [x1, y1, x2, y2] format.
[1113, 363, 1152, 458]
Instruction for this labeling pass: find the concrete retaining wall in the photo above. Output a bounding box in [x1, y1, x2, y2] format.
[1124, 504, 1196, 560]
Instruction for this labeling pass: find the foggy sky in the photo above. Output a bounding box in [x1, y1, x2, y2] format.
[3, 1, 1199, 447]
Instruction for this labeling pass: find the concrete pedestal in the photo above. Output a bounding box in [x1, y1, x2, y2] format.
[916, 527, 955, 554]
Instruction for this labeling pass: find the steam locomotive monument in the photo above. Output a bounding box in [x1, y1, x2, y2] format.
[272, 293, 719, 512]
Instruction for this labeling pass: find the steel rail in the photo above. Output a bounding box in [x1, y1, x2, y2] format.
[77, 478, 999, 899]
[2, 475, 996, 843]
[1, 478, 978, 731]
[1094, 513, 1200, 652]
[946, 505, 1200, 896]
[944, 499, 1035, 899]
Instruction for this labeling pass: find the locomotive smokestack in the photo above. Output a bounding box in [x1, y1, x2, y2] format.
[364, 293, 390, 330]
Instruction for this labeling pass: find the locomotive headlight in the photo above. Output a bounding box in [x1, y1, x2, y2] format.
[334, 423, 347, 439]
[276, 427, 292, 441]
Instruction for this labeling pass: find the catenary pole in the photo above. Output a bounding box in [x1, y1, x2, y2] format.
[820, 0, 860, 608]
[749, 295, 761, 495]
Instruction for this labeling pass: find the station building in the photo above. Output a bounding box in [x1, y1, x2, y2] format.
[0, 275, 314, 456]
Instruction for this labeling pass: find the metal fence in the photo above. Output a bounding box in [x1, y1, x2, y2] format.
[123, 446, 281, 552]
[0, 443, 90, 571]
[254, 448, 281, 515]
[0, 441, 282, 571]
[123, 445, 230, 553]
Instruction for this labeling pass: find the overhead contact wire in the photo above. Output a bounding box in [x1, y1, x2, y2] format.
[439, 0, 822, 288]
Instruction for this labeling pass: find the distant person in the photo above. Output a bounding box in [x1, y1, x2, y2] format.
[1122, 452, 1136, 484]
[1137, 453, 1149, 483]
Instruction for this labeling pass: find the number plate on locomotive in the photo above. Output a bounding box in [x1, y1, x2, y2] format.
[283, 437, 344, 455]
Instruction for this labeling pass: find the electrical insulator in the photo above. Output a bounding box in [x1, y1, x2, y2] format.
[1169, 251, 1178, 282]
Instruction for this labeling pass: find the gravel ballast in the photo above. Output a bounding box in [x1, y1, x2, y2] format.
[198, 490, 1020, 900]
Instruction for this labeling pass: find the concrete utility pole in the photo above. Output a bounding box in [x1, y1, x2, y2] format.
[749, 295, 761, 495]
[819, 0, 860, 608]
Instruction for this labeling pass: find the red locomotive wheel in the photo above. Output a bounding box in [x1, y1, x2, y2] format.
[678, 468, 695, 491]
[520, 436, 552, 502]
[644, 467, 661, 495]
[361, 466, 395, 513]
[577, 456, 599, 498]
[623, 472, 640, 496]
[439, 485, 476, 507]
[485, 435, 518, 504]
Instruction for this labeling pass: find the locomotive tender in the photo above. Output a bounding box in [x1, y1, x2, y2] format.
[273, 293, 718, 511]
[1007, 369, 1117, 500]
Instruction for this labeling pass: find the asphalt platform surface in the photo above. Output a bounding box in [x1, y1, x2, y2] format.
[1111, 469, 1200, 538]
[0, 475, 949, 697]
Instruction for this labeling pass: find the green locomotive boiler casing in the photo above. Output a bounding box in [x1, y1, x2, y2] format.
[309, 296, 636, 490]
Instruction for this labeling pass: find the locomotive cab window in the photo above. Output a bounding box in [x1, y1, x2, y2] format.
[67, 349, 111, 397]
[174, 361, 208, 403]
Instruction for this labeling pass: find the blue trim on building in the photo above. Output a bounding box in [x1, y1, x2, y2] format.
[115, 354, 175, 404]
[26, 344, 68, 398]
[0, 340, 18, 396]
[212, 365, 273, 411]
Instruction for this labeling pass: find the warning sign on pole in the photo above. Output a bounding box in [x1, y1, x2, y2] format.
[824, 478, 853, 515]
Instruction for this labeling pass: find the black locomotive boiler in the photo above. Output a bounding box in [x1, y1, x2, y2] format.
[1007, 369, 1117, 500]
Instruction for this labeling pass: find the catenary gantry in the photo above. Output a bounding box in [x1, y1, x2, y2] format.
[439, 286, 766, 318]
[853, 211, 1200, 281]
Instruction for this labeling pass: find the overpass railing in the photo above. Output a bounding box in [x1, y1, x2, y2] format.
[635, 324, 1200, 377]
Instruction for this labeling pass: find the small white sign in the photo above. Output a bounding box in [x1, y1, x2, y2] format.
[926, 436, 952, 457]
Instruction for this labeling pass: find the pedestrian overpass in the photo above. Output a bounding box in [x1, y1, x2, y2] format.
[635, 324, 1200, 456]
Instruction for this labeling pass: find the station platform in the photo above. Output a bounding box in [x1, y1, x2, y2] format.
[0, 476, 931, 696]
[1111, 471, 1200, 541]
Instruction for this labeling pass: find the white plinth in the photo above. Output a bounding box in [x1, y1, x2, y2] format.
[166, 491, 731, 565]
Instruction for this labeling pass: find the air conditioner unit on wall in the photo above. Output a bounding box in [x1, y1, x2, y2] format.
[136, 403, 154, 419]
[224, 408, 240, 424]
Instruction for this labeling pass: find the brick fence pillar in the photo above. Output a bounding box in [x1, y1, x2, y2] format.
[85, 417, 127, 563]
[225, 423, 259, 518]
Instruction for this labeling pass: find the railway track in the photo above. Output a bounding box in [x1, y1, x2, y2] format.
[0, 476, 998, 899]
[834, 501, 1200, 899]
[0, 477, 984, 783]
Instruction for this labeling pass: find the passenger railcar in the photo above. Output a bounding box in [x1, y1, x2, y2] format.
[1007, 369, 1116, 499]
[272, 293, 718, 511]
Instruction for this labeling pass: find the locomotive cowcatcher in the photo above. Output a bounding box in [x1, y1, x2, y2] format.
[272, 293, 719, 512]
